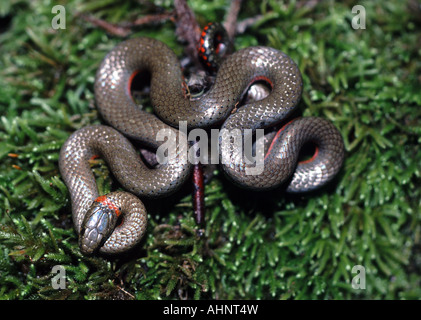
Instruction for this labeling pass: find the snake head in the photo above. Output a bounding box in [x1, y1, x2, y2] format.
[79, 196, 120, 255]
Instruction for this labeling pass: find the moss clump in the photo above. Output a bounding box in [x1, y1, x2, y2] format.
[0, 0, 420, 299]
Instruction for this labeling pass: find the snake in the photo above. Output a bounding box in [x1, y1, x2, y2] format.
[59, 24, 345, 255]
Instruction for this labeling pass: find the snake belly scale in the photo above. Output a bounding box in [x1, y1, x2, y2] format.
[59, 36, 344, 255]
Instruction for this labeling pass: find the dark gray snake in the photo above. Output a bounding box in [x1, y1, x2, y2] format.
[59, 29, 344, 255]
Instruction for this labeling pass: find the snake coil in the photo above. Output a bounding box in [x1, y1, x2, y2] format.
[59, 26, 344, 255]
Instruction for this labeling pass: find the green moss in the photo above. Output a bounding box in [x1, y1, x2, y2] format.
[0, 0, 420, 299]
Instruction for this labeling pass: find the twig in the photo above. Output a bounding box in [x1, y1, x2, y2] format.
[224, 0, 243, 39]
[78, 13, 132, 37]
[173, 0, 202, 67]
[236, 14, 264, 34]
[116, 285, 135, 299]
[118, 12, 175, 28]
[192, 162, 205, 226]
[77, 12, 174, 37]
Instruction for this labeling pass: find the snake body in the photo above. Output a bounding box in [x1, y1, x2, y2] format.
[59, 34, 344, 255]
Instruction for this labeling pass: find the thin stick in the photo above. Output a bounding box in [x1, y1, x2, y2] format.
[174, 0, 203, 68]
[224, 0, 243, 40]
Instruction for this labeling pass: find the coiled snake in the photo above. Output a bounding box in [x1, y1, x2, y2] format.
[59, 25, 344, 255]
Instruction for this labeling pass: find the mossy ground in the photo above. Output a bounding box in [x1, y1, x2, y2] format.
[0, 0, 420, 299]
